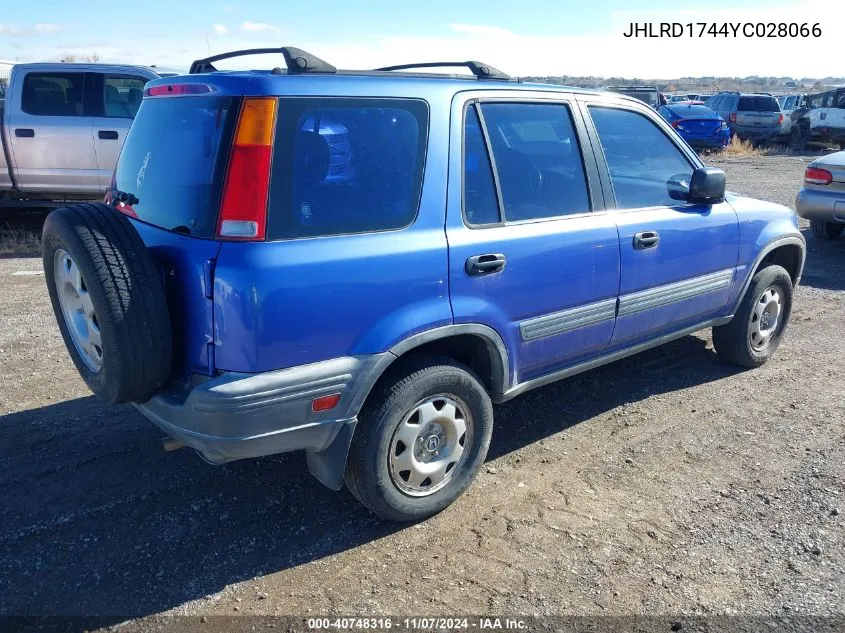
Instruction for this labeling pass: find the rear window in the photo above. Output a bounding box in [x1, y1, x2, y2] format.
[113, 96, 235, 238]
[670, 105, 717, 117]
[738, 96, 779, 112]
[267, 98, 428, 240]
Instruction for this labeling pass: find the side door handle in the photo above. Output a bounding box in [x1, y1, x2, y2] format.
[98, 130, 119, 140]
[15, 128, 35, 138]
[465, 253, 506, 276]
[633, 231, 660, 250]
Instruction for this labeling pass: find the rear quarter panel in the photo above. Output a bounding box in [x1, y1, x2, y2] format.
[212, 79, 457, 373]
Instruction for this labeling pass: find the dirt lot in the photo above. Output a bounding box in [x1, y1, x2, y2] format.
[0, 155, 843, 629]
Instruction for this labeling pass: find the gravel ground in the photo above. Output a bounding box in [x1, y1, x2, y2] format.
[0, 155, 842, 631]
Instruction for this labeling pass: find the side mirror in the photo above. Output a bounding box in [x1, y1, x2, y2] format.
[667, 167, 726, 204]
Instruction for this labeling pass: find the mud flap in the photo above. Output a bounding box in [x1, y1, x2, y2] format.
[306, 418, 357, 490]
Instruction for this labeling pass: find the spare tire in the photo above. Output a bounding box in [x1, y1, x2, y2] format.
[42, 203, 172, 404]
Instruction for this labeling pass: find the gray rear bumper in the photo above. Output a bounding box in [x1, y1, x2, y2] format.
[796, 187, 845, 223]
[733, 125, 780, 141]
[135, 353, 393, 488]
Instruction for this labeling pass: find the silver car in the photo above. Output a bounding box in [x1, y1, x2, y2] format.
[796, 151, 845, 239]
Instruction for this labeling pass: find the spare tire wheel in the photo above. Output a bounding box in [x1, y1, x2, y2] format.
[42, 203, 172, 404]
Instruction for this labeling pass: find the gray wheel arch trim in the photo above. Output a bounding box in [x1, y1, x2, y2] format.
[307, 323, 511, 491]
[730, 234, 806, 314]
[387, 324, 512, 395]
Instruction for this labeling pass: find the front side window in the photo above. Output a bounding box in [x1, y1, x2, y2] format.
[21, 72, 85, 117]
[103, 75, 147, 118]
[267, 98, 428, 240]
[588, 106, 693, 210]
[478, 102, 590, 222]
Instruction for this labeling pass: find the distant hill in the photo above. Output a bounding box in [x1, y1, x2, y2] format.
[521, 75, 845, 95]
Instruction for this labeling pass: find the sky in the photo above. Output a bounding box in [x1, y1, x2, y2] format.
[1, 0, 843, 78]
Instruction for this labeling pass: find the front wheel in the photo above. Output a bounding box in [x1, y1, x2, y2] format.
[712, 265, 793, 368]
[344, 357, 493, 522]
[810, 218, 844, 240]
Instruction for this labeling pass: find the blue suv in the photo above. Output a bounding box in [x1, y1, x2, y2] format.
[42, 47, 806, 522]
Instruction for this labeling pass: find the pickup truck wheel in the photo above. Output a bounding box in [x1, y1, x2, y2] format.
[810, 218, 844, 240]
[42, 203, 172, 404]
[344, 357, 493, 522]
[712, 265, 793, 368]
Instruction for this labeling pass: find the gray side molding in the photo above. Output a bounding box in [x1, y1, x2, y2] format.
[389, 323, 512, 394]
[520, 298, 616, 342]
[730, 235, 806, 314]
[618, 269, 733, 317]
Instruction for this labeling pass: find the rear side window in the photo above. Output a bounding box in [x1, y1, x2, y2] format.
[738, 96, 779, 112]
[103, 75, 147, 118]
[479, 102, 590, 221]
[113, 96, 235, 238]
[21, 72, 85, 117]
[589, 106, 693, 210]
[463, 107, 500, 225]
[267, 98, 428, 240]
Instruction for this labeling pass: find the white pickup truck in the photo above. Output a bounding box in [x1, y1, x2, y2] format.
[1, 63, 162, 208]
[787, 88, 845, 151]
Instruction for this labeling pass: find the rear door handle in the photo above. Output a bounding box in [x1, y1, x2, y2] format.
[98, 130, 119, 140]
[633, 231, 660, 250]
[15, 128, 34, 138]
[466, 253, 506, 276]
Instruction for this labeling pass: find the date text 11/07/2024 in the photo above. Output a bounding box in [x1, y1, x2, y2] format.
[622, 22, 822, 38]
[307, 618, 528, 630]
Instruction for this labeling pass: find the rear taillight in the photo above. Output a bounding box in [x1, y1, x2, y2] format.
[778, 113, 784, 125]
[671, 120, 680, 129]
[216, 98, 278, 241]
[729, 112, 737, 124]
[805, 166, 833, 186]
[144, 84, 213, 97]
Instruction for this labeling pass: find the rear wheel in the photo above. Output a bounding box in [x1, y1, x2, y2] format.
[42, 203, 172, 404]
[344, 357, 493, 522]
[712, 265, 793, 368]
[810, 218, 844, 240]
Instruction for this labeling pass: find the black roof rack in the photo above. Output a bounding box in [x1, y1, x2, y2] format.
[189, 46, 336, 75]
[374, 61, 510, 81]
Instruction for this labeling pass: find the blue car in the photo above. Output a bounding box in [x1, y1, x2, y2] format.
[659, 103, 731, 150]
[42, 47, 805, 522]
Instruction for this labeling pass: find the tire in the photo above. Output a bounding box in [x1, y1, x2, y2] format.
[712, 264, 793, 368]
[810, 218, 844, 240]
[789, 124, 808, 151]
[42, 203, 172, 404]
[344, 356, 494, 522]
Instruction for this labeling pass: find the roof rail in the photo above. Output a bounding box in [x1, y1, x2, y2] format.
[189, 46, 336, 75]
[374, 61, 510, 81]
